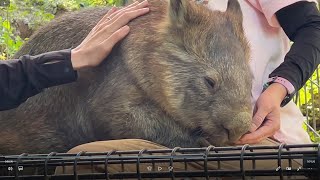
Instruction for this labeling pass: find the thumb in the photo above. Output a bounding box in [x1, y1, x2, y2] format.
[250, 106, 269, 133]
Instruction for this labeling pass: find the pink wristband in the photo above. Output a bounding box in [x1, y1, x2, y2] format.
[267, 76, 295, 95]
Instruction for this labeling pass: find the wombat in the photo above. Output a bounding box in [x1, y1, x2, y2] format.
[0, 0, 252, 155]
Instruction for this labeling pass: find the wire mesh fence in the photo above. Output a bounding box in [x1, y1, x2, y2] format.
[0, 143, 319, 179]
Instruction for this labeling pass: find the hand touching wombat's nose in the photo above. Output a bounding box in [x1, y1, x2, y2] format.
[71, 0, 150, 70]
[236, 83, 286, 145]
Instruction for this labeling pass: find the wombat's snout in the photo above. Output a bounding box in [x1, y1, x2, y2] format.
[223, 112, 252, 143]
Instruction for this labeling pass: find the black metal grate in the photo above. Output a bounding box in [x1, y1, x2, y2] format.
[0, 143, 319, 179]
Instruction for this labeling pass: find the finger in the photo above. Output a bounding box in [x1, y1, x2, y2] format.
[106, 6, 118, 17]
[101, 25, 130, 55]
[235, 120, 279, 144]
[96, 7, 118, 26]
[108, 1, 140, 20]
[76, 0, 148, 47]
[93, 0, 148, 33]
[86, 5, 147, 50]
[117, 0, 149, 16]
[106, 8, 149, 33]
[97, 1, 141, 27]
[109, 0, 149, 22]
[85, 7, 119, 39]
[250, 106, 269, 132]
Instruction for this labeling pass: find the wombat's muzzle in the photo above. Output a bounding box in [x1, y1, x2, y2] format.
[223, 112, 252, 143]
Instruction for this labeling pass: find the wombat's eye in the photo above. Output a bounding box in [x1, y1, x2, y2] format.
[204, 76, 215, 89]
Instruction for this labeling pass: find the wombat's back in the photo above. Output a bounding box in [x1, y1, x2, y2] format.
[13, 0, 167, 57]
[0, 1, 170, 155]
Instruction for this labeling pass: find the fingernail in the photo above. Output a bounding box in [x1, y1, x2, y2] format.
[123, 25, 130, 31]
[142, 7, 149, 12]
[111, 7, 116, 12]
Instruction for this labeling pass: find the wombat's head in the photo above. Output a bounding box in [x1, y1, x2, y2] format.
[144, 0, 253, 146]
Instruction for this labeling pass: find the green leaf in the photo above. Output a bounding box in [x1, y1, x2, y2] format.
[2, 20, 11, 30]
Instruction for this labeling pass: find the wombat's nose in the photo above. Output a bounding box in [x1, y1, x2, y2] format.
[223, 112, 252, 142]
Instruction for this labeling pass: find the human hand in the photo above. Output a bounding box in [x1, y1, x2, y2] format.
[71, 0, 150, 70]
[235, 83, 287, 144]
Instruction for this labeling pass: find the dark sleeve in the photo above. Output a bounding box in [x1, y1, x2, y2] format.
[270, 1, 320, 93]
[0, 49, 78, 111]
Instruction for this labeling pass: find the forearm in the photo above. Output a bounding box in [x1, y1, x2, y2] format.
[0, 49, 77, 111]
[271, 1, 320, 92]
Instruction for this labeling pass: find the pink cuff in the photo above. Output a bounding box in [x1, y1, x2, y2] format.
[268, 76, 295, 94]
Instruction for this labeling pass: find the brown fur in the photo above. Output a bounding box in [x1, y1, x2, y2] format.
[0, 0, 252, 155]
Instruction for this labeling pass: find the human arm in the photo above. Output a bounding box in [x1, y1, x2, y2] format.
[237, 1, 320, 144]
[0, 50, 77, 111]
[0, 0, 150, 111]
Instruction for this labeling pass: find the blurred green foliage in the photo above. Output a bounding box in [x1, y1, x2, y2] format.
[0, 16, 24, 59]
[298, 70, 320, 143]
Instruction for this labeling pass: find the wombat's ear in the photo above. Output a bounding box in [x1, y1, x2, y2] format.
[226, 0, 244, 36]
[226, 0, 250, 61]
[169, 0, 189, 28]
[226, 0, 242, 13]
